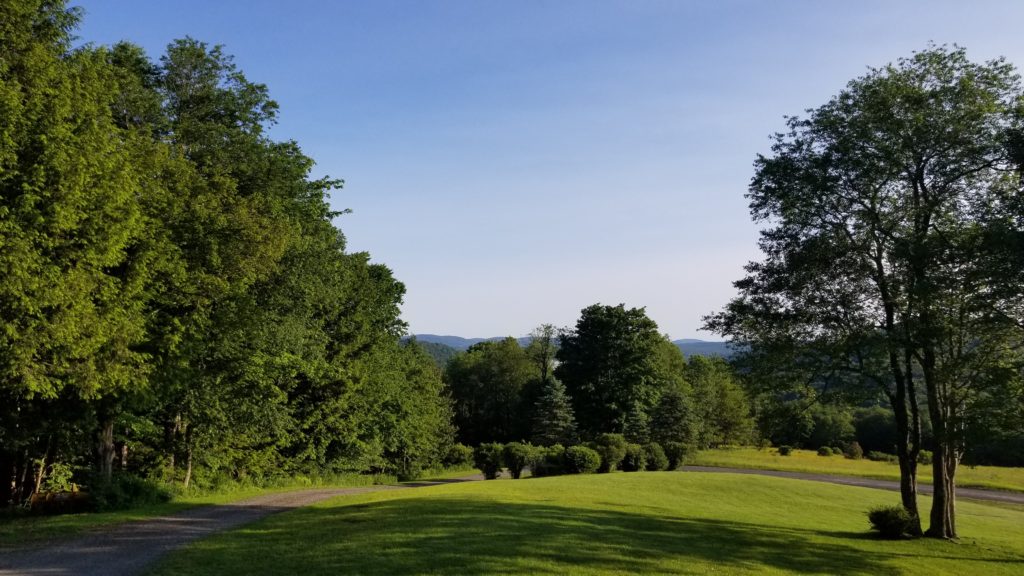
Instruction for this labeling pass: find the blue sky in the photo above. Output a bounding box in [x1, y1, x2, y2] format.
[76, 1, 1024, 339]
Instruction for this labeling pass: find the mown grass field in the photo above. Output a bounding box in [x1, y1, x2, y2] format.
[148, 472, 1024, 576]
[691, 447, 1024, 493]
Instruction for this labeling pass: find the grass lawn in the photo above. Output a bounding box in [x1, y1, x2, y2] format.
[148, 472, 1024, 576]
[692, 447, 1024, 493]
[0, 472, 395, 549]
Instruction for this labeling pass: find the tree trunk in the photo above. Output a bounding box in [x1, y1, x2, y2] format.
[0, 451, 14, 507]
[922, 349, 957, 539]
[96, 417, 116, 481]
[183, 446, 193, 489]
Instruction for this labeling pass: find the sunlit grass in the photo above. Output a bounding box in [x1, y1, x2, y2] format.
[149, 472, 1024, 576]
[691, 447, 1024, 492]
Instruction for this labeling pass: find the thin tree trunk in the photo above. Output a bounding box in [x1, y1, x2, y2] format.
[183, 446, 193, 489]
[922, 351, 957, 539]
[96, 417, 116, 481]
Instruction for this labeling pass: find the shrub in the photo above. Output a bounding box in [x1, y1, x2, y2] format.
[591, 433, 628, 473]
[917, 450, 933, 465]
[867, 451, 897, 463]
[830, 446, 843, 455]
[778, 445, 793, 456]
[473, 443, 504, 479]
[644, 442, 669, 471]
[563, 446, 601, 474]
[663, 441, 689, 470]
[87, 473, 172, 512]
[502, 442, 534, 479]
[817, 446, 832, 457]
[531, 444, 566, 477]
[620, 443, 647, 472]
[868, 505, 916, 539]
[443, 443, 474, 468]
[844, 441, 864, 460]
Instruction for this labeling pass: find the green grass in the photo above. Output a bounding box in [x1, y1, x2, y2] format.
[692, 447, 1024, 493]
[0, 472, 393, 549]
[148, 472, 1024, 575]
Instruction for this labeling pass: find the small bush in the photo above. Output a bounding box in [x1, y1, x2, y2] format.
[830, 447, 843, 455]
[817, 446, 832, 457]
[88, 473, 172, 512]
[917, 450, 933, 465]
[868, 505, 916, 539]
[844, 441, 864, 460]
[620, 443, 647, 472]
[866, 451, 897, 463]
[443, 443, 475, 468]
[644, 442, 669, 471]
[564, 446, 601, 474]
[473, 443, 504, 480]
[591, 433, 628, 473]
[662, 441, 689, 470]
[778, 445, 793, 456]
[502, 442, 534, 479]
[531, 444, 566, 477]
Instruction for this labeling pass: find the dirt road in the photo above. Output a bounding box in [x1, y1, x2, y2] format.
[0, 476, 480, 576]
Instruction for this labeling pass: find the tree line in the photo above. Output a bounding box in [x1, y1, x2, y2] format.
[1, 1, 453, 506]
[443, 305, 755, 455]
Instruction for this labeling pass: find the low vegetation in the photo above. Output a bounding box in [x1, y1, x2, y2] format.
[693, 448, 1024, 493]
[149, 472, 1024, 575]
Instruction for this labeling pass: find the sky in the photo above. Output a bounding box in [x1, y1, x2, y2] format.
[74, 1, 1024, 340]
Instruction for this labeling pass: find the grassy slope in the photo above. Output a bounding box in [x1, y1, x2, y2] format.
[692, 448, 1024, 493]
[0, 473, 393, 549]
[149, 472, 1024, 576]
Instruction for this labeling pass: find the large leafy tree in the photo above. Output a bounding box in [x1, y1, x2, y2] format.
[446, 338, 536, 444]
[555, 304, 685, 438]
[707, 46, 1024, 538]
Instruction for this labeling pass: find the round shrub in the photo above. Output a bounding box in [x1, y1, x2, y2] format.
[844, 441, 864, 460]
[564, 446, 601, 474]
[620, 443, 647, 472]
[591, 433, 628, 473]
[502, 442, 534, 479]
[644, 442, 669, 471]
[87, 473, 172, 512]
[868, 505, 916, 539]
[531, 444, 566, 477]
[778, 445, 793, 456]
[917, 450, 933, 465]
[443, 443, 474, 468]
[830, 446, 843, 455]
[867, 451, 897, 463]
[473, 443, 504, 479]
[817, 446, 832, 457]
[662, 441, 689, 470]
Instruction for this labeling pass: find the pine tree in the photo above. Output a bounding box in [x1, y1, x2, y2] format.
[530, 378, 577, 446]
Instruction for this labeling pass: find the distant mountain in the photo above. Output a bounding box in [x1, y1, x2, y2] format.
[404, 339, 461, 368]
[672, 339, 734, 358]
[411, 334, 532, 351]
[411, 333, 733, 359]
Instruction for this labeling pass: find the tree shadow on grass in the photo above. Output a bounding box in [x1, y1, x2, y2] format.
[160, 498, 928, 575]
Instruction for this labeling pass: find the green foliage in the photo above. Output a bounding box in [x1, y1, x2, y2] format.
[778, 446, 793, 456]
[590, 433, 628, 473]
[868, 505, 916, 540]
[643, 442, 669, 471]
[686, 356, 754, 448]
[867, 451, 897, 463]
[502, 442, 533, 480]
[530, 377, 577, 447]
[446, 338, 536, 445]
[444, 444, 475, 468]
[87, 473, 172, 511]
[843, 442, 864, 460]
[530, 444, 566, 478]
[620, 443, 647, 472]
[917, 450, 933, 465]
[562, 446, 601, 474]
[662, 441, 689, 470]
[555, 304, 681, 437]
[473, 443, 504, 480]
[649, 386, 698, 450]
[816, 447, 832, 457]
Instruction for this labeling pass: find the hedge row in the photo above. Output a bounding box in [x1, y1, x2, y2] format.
[470, 434, 691, 479]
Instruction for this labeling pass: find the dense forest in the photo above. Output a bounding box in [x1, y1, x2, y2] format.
[0, 1, 453, 504]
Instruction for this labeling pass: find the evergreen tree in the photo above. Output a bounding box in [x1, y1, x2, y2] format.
[530, 378, 577, 446]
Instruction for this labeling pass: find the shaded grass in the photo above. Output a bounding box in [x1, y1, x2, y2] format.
[693, 447, 1024, 493]
[0, 472, 393, 549]
[149, 472, 1024, 575]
